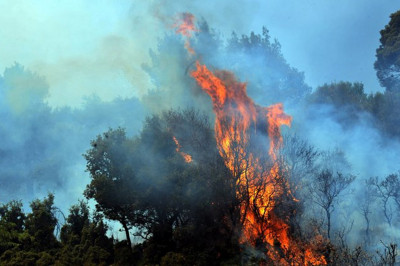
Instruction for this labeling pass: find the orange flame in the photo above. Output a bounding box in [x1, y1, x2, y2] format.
[191, 61, 326, 265]
[173, 136, 192, 163]
[173, 12, 198, 55]
[172, 11, 325, 264]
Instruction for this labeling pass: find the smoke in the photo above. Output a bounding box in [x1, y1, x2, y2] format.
[294, 101, 400, 247]
[0, 64, 146, 213]
[2, 0, 400, 253]
[139, 9, 400, 248]
[2, 0, 398, 109]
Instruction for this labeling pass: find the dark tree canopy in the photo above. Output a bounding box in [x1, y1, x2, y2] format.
[83, 109, 240, 264]
[306, 81, 400, 138]
[375, 10, 400, 92]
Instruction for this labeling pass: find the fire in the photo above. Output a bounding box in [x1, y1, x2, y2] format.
[265, 104, 292, 159]
[174, 12, 326, 265]
[173, 136, 192, 163]
[191, 62, 326, 265]
[173, 12, 198, 55]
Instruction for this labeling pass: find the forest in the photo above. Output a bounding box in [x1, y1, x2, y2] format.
[1, 6, 400, 266]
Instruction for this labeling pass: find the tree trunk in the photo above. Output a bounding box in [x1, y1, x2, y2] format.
[121, 220, 132, 250]
[326, 209, 331, 240]
[365, 215, 370, 246]
[383, 198, 392, 226]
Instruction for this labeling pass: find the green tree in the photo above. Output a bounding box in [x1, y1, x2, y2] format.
[308, 82, 400, 138]
[308, 82, 370, 126]
[56, 203, 114, 265]
[84, 127, 139, 249]
[60, 200, 90, 245]
[0, 194, 59, 265]
[375, 10, 400, 92]
[0, 200, 25, 233]
[309, 82, 367, 109]
[141, 110, 238, 264]
[25, 193, 59, 251]
[79, 213, 114, 265]
[0, 200, 25, 255]
[373, 91, 400, 137]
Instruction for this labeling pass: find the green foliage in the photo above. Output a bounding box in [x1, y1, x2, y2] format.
[113, 241, 138, 265]
[375, 10, 400, 92]
[56, 204, 114, 265]
[80, 217, 113, 264]
[0, 200, 25, 233]
[371, 91, 400, 137]
[0, 200, 25, 255]
[0, 195, 60, 265]
[308, 81, 400, 138]
[160, 252, 187, 266]
[83, 109, 239, 264]
[0, 106, 398, 264]
[1, 249, 39, 266]
[84, 127, 143, 248]
[60, 201, 89, 245]
[309, 82, 367, 109]
[25, 194, 58, 251]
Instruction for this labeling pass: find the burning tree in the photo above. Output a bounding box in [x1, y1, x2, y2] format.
[163, 12, 327, 264]
[84, 11, 340, 265]
[190, 62, 326, 264]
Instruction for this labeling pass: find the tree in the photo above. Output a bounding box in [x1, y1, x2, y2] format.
[84, 109, 239, 264]
[60, 200, 90, 245]
[0, 200, 25, 256]
[371, 174, 399, 227]
[25, 193, 59, 251]
[136, 109, 239, 264]
[56, 202, 114, 265]
[371, 172, 400, 227]
[0, 200, 25, 233]
[359, 179, 375, 246]
[0, 194, 60, 265]
[84, 128, 139, 249]
[279, 133, 320, 190]
[309, 82, 368, 109]
[307, 81, 371, 128]
[377, 242, 398, 266]
[375, 10, 400, 92]
[226, 27, 311, 105]
[305, 80, 400, 138]
[309, 169, 355, 240]
[78, 213, 114, 265]
[372, 91, 400, 138]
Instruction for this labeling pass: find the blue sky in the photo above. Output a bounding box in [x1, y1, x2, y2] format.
[1, 0, 400, 107]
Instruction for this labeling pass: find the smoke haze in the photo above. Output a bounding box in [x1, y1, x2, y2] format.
[1, 0, 400, 251]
